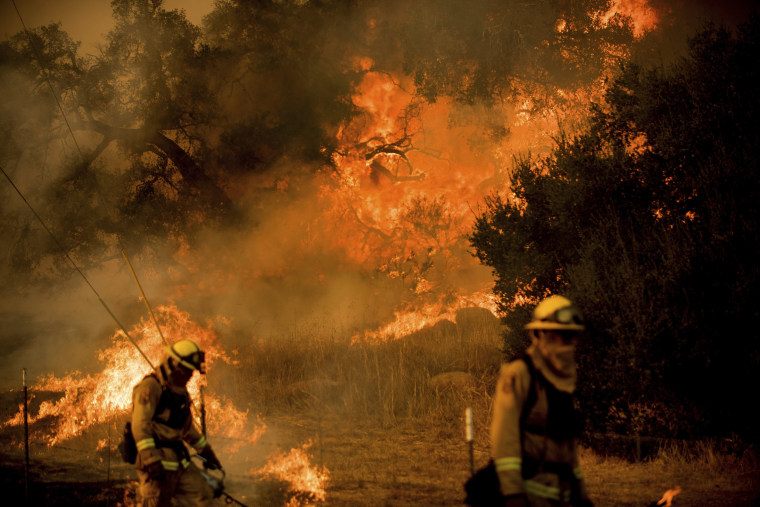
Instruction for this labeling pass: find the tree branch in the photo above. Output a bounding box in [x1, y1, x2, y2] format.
[88, 119, 231, 211]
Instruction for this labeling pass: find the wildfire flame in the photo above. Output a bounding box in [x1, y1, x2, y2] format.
[353, 290, 498, 343]
[323, 32, 644, 342]
[2, 305, 327, 504]
[601, 0, 659, 38]
[325, 69, 489, 267]
[1, 7, 667, 505]
[254, 441, 329, 507]
[657, 486, 682, 506]
[1, 305, 252, 446]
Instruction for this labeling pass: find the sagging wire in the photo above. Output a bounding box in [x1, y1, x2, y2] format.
[122, 247, 206, 431]
[121, 248, 208, 432]
[3, 4, 216, 498]
[120, 249, 208, 436]
[0, 165, 155, 371]
[6, 1, 161, 369]
[121, 248, 169, 347]
[9, 0, 84, 159]
[7, 0, 212, 451]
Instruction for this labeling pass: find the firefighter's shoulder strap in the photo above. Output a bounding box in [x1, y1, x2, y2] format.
[515, 352, 538, 428]
[151, 376, 192, 430]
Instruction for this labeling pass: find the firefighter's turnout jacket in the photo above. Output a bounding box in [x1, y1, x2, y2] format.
[131, 362, 213, 506]
[132, 374, 207, 469]
[490, 343, 590, 506]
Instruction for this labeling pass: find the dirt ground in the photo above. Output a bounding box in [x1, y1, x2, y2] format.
[2, 410, 759, 506]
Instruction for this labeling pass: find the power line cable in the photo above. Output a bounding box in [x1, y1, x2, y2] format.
[10, 0, 84, 158]
[7, 0, 165, 369]
[122, 248, 169, 347]
[0, 165, 155, 370]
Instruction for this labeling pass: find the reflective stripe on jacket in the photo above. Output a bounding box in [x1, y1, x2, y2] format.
[490, 357, 589, 504]
[131, 373, 206, 470]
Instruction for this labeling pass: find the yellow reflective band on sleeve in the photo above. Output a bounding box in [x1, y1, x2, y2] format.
[181, 458, 190, 469]
[161, 460, 179, 471]
[194, 435, 207, 449]
[494, 456, 522, 472]
[136, 438, 156, 451]
[524, 479, 570, 502]
[573, 466, 584, 479]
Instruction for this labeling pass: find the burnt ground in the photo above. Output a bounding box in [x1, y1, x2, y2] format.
[1, 396, 759, 506]
[0, 458, 131, 506]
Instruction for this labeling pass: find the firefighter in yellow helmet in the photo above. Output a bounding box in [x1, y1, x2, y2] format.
[490, 295, 593, 507]
[131, 339, 222, 507]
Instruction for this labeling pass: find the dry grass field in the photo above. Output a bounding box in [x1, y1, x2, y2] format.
[1, 308, 758, 506]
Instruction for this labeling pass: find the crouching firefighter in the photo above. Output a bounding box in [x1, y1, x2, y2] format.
[130, 339, 223, 507]
[488, 295, 593, 507]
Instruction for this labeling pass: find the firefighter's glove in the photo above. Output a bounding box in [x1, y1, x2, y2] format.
[200, 446, 222, 470]
[143, 461, 165, 481]
[504, 494, 529, 507]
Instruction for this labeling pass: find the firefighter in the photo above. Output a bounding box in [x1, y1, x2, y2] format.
[131, 339, 222, 507]
[490, 295, 593, 507]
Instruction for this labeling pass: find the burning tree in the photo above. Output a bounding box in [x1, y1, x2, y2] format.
[4, 0, 754, 503]
[1, 0, 646, 287]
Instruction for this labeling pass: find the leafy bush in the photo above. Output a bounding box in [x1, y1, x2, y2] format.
[470, 16, 760, 441]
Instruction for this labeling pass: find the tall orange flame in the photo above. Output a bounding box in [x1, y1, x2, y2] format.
[602, 0, 659, 38]
[2, 306, 326, 504]
[2, 306, 250, 446]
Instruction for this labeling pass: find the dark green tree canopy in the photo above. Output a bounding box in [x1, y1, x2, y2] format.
[470, 15, 760, 440]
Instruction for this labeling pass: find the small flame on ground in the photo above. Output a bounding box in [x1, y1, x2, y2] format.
[657, 486, 682, 506]
[254, 440, 329, 506]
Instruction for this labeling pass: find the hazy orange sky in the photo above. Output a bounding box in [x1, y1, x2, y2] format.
[0, 0, 215, 51]
[3, 0, 757, 52]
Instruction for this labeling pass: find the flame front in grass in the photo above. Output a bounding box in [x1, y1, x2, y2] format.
[2, 305, 247, 446]
[255, 440, 329, 507]
[354, 290, 498, 343]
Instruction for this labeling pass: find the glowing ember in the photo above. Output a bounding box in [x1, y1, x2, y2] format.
[254, 441, 329, 506]
[657, 486, 682, 506]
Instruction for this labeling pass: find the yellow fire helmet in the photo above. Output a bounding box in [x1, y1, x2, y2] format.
[524, 295, 585, 331]
[165, 339, 206, 373]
